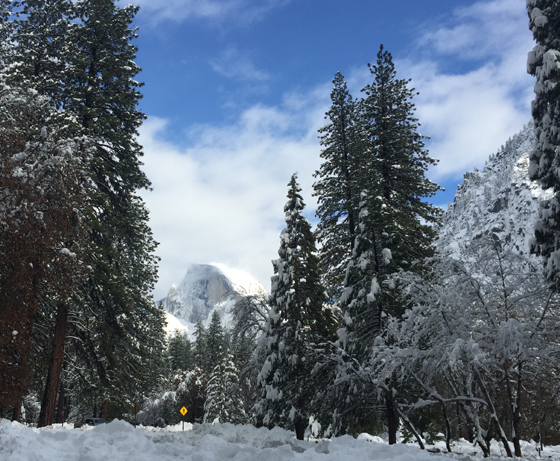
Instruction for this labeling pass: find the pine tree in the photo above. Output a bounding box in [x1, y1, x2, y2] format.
[204, 354, 246, 424]
[206, 310, 226, 372]
[193, 320, 208, 372]
[5, 0, 166, 424]
[336, 46, 442, 442]
[526, 0, 560, 289]
[0, 80, 88, 414]
[6, 0, 72, 104]
[168, 330, 192, 372]
[256, 174, 334, 440]
[314, 72, 361, 301]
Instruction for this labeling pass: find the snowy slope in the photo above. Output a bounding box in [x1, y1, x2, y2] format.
[162, 263, 267, 337]
[438, 123, 552, 258]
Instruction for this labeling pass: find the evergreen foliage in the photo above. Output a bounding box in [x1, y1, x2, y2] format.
[0, 81, 88, 411]
[1, 0, 165, 423]
[206, 310, 226, 371]
[256, 174, 334, 440]
[526, 0, 560, 289]
[333, 46, 442, 440]
[168, 330, 192, 372]
[204, 354, 246, 424]
[314, 72, 360, 302]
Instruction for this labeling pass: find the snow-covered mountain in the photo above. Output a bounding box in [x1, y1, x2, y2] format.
[161, 263, 267, 334]
[438, 123, 552, 257]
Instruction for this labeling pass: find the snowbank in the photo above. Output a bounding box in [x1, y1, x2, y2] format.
[1, 419, 559, 461]
[0, 419, 437, 461]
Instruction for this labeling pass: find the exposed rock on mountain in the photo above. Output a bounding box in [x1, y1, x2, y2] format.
[438, 123, 552, 258]
[162, 263, 267, 325]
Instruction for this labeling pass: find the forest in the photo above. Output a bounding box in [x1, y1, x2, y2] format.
[0, 0, 559, 458]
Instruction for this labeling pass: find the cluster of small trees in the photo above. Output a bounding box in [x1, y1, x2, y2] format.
[145, 305, 265, 426]
[0, 0, 166, 425]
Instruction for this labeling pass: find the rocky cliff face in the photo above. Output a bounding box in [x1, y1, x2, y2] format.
[438, 123, 552, 258]
[162, 263, 266, 324]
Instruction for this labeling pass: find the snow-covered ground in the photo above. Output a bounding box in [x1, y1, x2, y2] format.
[1, 419, 559, 461]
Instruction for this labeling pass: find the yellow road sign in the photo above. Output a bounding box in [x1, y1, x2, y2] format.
[180, 406, 188, 416]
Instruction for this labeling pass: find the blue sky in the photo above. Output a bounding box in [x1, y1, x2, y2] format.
[131, 0, 535, 299]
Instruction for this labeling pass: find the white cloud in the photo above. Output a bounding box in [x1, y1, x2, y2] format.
[134, 0, 291, 26]
[140, 0, 537, 299]
[403, 0, 534, 179]
[209, 46, 270, 82]
[140, 89, 329, 299]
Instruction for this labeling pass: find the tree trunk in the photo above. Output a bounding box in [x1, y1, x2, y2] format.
[294, 418, 306, 441]
[512, 362, 523, 457]
[474, 370, 513, 457]
[37, 302, 68, 428]
[397, 407, 424, 449]
[55, 383, 65, 424]
[12, 401, 22, 422]
[386, 393, 398, 445]
[101, 401, 109, 420]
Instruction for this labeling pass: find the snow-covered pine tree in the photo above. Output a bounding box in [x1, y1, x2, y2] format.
[64, 0, 165, 419]
[6, 0, 72, 104]
[206, 310, 227, 372]
[314, 72, 361, 301]
[358, 45, 442, 270]
[526, 0, 560, 289]
[0, 81, 88, 416]
[168, 330, 192, 372]
[193, 320, 208, 372]
[256, 174, 334, 440]
[5, 0, 166, 423]
[203, 354, 246, 424]
[336, 46, 442, 442]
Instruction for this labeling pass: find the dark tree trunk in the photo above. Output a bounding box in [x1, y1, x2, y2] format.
[12, 401, 22, 422]
[294, 418, 306, 441]
[386, 393, 398, 445]
[101, 401, 109, 420]
[37, 302, 68, 428]
[55, 383, 65, 424]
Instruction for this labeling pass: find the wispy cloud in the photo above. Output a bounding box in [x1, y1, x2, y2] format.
[403, 0, 534, 179]
[134, 0, 291, 26]
[210, 46, 270, 82]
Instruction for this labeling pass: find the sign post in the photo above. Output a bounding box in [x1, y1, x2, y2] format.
[180, 406, 188, 431]
[131, 404, 141, 427]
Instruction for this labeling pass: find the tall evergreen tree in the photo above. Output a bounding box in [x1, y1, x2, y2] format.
[256, 174, 334, 440]
[314, 72, 361, 302]
[206, 310, 226, 371]
[336, 46, 442, 442]
[5, 0, 166, 424]
[193, 320, 208, 372]
[526, 0, 560, 288]
[0, 81, 87, 414]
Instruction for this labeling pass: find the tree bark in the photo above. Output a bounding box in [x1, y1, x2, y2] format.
[386, 393, 399, 445]
[101, 401, 109, 420]
[12, 401, 22, 422]
[37, 302, 68, 428]
[294, 418, 306, 441]
[55, 382, 65, 424]
[512, 362, 523, 457]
